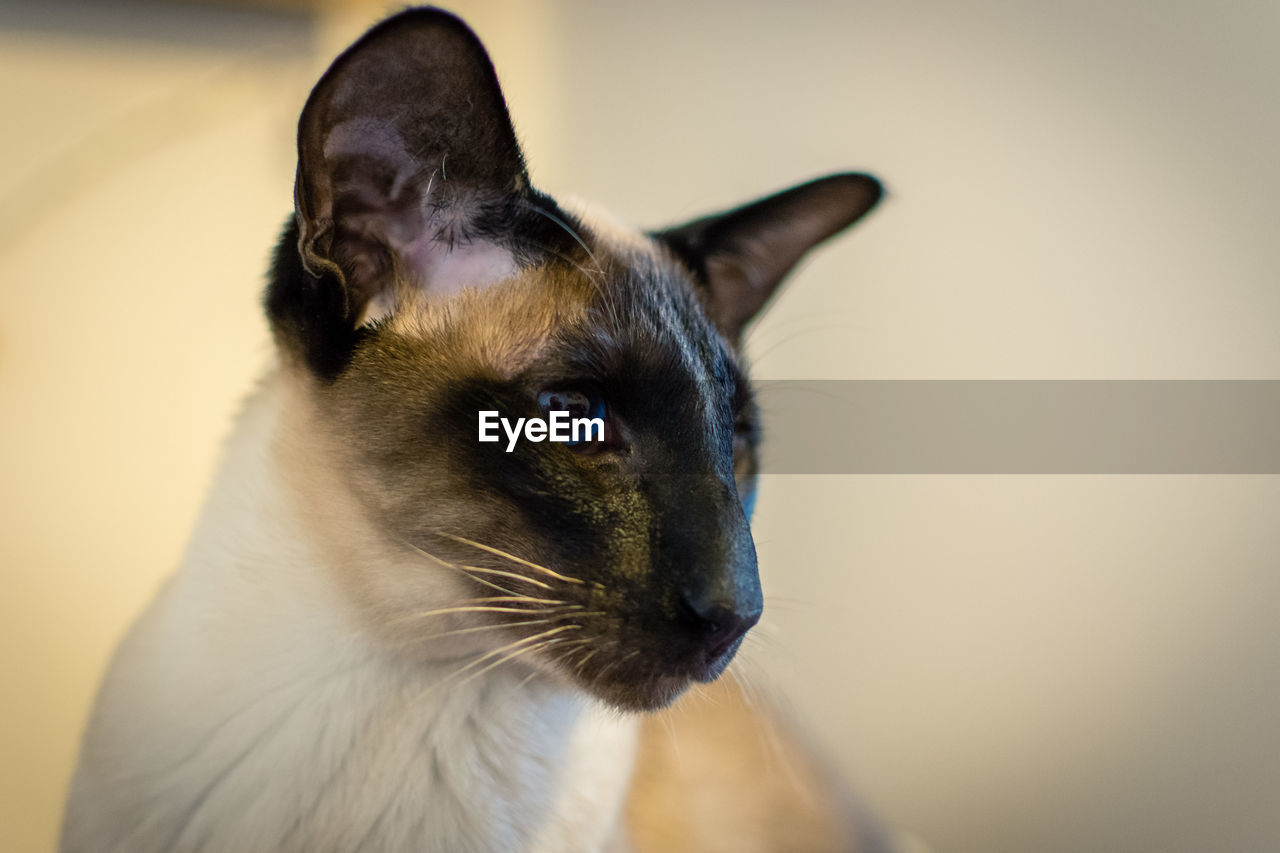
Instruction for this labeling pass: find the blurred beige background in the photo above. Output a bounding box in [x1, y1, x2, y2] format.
[2, 1, 1278, 851]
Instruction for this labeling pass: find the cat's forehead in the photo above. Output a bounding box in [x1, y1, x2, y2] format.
[378, 206, 730, 383]
[551, 199, 729, 373]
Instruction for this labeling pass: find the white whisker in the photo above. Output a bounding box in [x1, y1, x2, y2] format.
[440, 533, 586, 585]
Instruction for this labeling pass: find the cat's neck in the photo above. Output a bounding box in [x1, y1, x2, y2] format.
[66, 369, 637, 853]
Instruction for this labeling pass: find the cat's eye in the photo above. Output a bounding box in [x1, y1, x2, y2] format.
[732, 413, 757, 483]
[733, 410, 757, 449]
[537, 387, 610, 450]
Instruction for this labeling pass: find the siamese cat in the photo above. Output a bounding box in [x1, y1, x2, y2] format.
[63, 7, 886, 852]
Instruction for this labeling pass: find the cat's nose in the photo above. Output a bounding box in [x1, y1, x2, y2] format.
[677, 593, 761, 665]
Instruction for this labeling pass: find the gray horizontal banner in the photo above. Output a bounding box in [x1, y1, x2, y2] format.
[753, 381, 1280, 474]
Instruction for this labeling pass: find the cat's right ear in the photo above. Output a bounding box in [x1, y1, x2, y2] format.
[655, 173, 882, 344]
[268, 8, 538, 378]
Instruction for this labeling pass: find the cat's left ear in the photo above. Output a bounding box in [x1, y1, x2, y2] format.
[293, 8, 532, 317]
[655, 173, 882, 342]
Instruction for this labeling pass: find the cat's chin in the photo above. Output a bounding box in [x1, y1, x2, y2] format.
[587, 675, 695, 713]
[572, 641, 747, 713]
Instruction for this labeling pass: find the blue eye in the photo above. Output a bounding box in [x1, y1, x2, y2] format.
[537, 388, 607, 447]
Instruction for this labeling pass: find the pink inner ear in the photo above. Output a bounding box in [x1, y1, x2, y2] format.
[323, 118, 518, 313]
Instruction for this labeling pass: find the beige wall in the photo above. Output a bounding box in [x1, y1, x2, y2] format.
[1, 2, 1277, 851]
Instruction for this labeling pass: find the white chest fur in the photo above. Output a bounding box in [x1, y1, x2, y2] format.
[62, 373, 639, 853]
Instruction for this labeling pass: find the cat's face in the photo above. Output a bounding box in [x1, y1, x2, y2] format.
[268, 8, 879, 711]
[313, 232, 761, 710]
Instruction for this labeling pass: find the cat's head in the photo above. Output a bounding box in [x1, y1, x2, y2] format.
[266, 8, 880, 711]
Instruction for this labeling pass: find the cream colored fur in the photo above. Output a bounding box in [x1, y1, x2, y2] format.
[62, 370, 639, 853]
